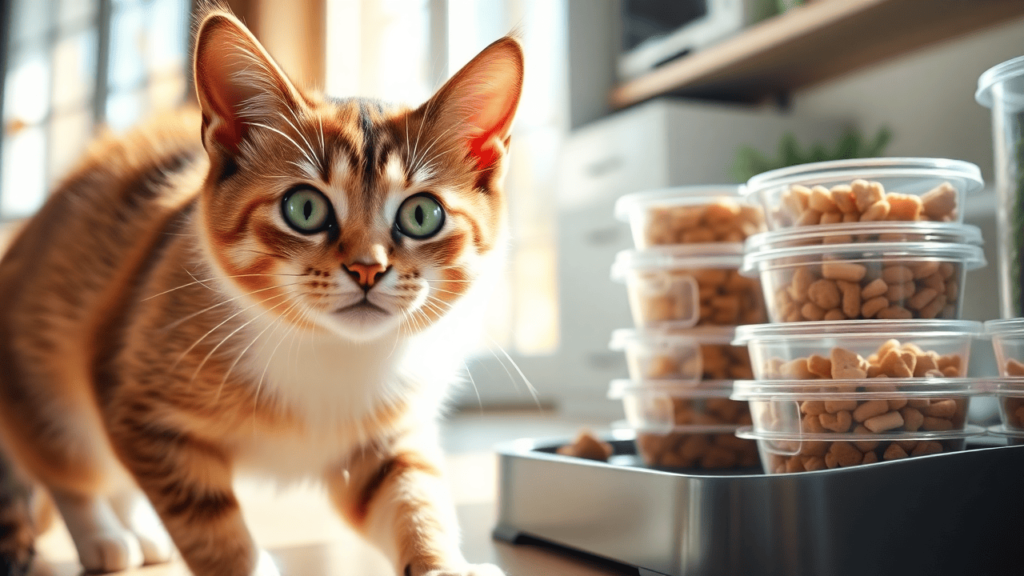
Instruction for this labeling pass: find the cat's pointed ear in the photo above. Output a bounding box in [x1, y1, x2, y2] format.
[421, 36, 524, 171]
[192, 11, 301, 155]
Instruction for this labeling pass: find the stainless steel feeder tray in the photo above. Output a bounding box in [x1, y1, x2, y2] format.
[492, 430, 1024, 576]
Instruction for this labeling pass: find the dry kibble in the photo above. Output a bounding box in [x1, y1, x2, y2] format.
[853, 400, 890, 422]
[882, 266, 915, 284]
[807, 355, 832, 378]
[860, 200, 891, 221]
[864, 410, 905, 433]
[819, 411, 853, 433]
[907, 288, 938, 311]
[820, 211, 844, 225]
[557, 430, 613, 462]
[822, 262, 867, 282]
[824, 400, 858, 413]
[883, 443, 909, 460]
[641, 199, 766, 247]
[808, 279, 841, 309]
[861, 296, 889, 318]
[885, 281, 916, 301]
[886, 193, 923, 221]
[831, 347, 867, 379]
[823, 309, 847, 320]
[852, 179, 884, 212]
[861, 279, 889, 299]
[831, 185, 858, 213]
[1006, 358, 1024, 376]
[922, 399, 958, 419]
[636, 430, 757, 470]
[838, 280, 861, 318]
[921, 183, 957, 219]
[829, 441, 863, 467]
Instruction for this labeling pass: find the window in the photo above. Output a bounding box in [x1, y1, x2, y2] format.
[0, 0, 191, 220]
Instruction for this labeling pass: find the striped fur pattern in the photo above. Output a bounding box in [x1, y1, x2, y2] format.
[0, 8, 521, 576]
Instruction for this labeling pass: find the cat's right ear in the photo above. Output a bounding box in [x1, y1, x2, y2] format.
[192, 11, 302, 156]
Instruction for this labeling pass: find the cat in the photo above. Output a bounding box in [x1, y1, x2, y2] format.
[0, 7, 521, 576]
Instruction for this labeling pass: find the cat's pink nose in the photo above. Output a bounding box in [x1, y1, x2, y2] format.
[343, 262, 388, 289]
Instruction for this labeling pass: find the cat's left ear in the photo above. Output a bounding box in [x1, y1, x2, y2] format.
[421, 36, 524, 171]
[192, 10, 303, 155]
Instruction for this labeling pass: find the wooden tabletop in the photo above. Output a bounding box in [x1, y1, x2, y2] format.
[29, 414, 631, 576]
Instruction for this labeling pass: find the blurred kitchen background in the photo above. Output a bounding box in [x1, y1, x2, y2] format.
[2, 0, 1023, 419]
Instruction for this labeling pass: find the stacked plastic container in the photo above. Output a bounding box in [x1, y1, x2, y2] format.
[984, 319, 1024, 445]
[609, 186, 766, 469]
[731, 158, 989, 474]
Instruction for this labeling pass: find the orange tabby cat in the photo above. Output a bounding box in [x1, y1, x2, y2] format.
[0, 8, 521, 576]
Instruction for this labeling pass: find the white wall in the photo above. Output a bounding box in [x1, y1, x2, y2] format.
[792, 16, 1024, 185]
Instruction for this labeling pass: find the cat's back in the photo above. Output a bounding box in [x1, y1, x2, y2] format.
[0, 108, 207, 356]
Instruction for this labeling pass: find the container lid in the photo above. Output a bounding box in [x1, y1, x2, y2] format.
[736, 424, 985, 443]
[739, 240, 986, 275]
[733, 319, 983, 344]
[987, 424, 1024, 439]
[976, 54, 1024, 108]
[607, 379, 734, 400]
[611, 244, 744, 279]
[613, 185, 745, 221]
[612, 420, 743, 435]
[609, 326, 737, 350]
[984, 318, 1024, 335]
[743, 157, 984, 196]
[730, 378, 982, 400]
[744, 222, 984, 252]
[986, 378, 1024, 395]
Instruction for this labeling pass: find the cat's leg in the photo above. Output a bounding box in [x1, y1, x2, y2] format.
[106, 416, 278, 576]
[50, 489, 144, 572]
[109, 487, 175, 564]
[0, 361, 149, 573]
[328, 427, 504, 576]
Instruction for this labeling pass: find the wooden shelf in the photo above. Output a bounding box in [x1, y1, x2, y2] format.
[611, 0, 1024, 107]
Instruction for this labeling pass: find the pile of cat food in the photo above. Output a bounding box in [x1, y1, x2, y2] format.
[743, 158, 984, 232]
[605, 186, 765, 470]
[615, 186, 765, 249]
[729, 158, 991, 474]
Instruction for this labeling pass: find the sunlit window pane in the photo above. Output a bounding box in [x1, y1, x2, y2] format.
[106, 89, 147, 131]
[58, 0, 98, 29]
[145, 0, 189, 76]
[3, 50, 52, 125]
[52, 28, 98, 111]
[2, 126, 48, 218]
[48, 110, 93, 184]
[148, 73, 187, 112]
[108, 3, 147, 91]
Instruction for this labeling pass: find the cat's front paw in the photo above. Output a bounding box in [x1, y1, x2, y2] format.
[420, 563, 505, 576]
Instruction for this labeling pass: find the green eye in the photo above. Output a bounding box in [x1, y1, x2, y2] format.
[282, 187, 332, 233]
[396, 193, 445, 239]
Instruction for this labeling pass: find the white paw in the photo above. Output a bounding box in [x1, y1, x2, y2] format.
[75, 529, 144, 573]
[422, 564, 506, 576]
[110, 490, 175, 565]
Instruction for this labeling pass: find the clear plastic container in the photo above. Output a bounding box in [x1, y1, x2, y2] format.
[634, 427, 760, 469]
[988, 378, 1024, 433]
[733, 320, 980, 381]
[738, 425, 981, 474]
[743, 158, 984, 231]
[609, 379, 752, 431]
[732, 378, 979, 437]
[614, 186, 765, 249]
[741, 240, 985, 322]
[744, 222, 983, 252]
[612, 246, 766, 328]
[985, 318, 1024, 376]
[609, 327, 753, 382]
[977, 57, 1024, 317]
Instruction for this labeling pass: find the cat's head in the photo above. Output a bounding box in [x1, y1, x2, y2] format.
[192, 11, 522, 342]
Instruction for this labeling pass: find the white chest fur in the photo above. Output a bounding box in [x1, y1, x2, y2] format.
[230, 310, 471, 481]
